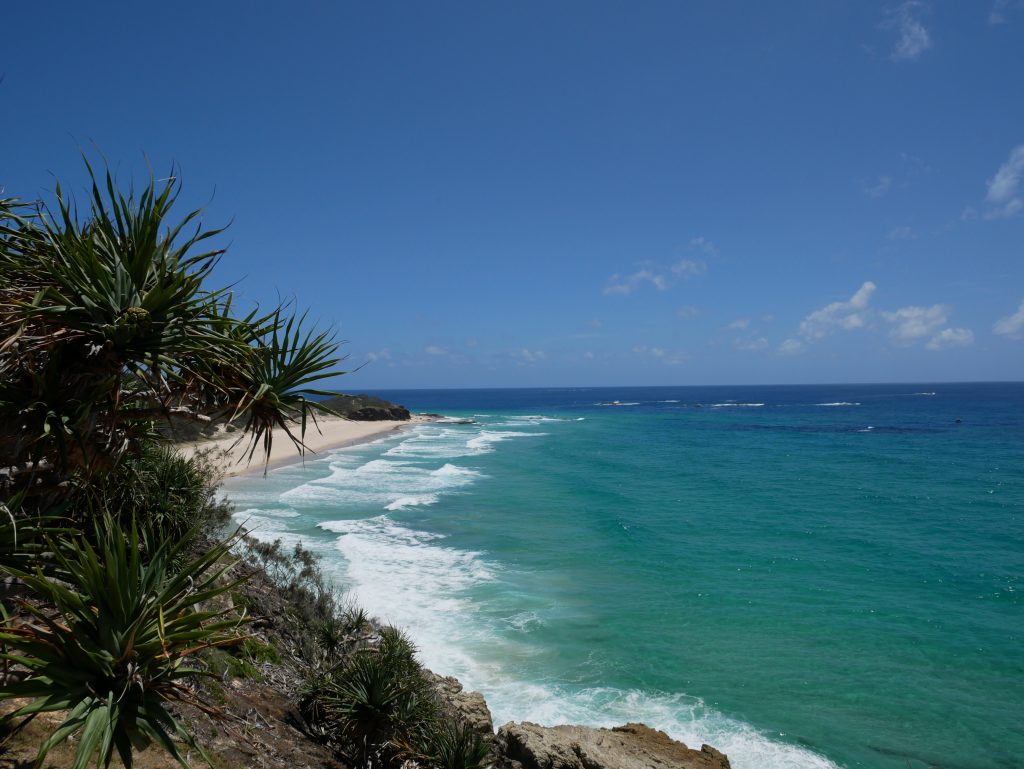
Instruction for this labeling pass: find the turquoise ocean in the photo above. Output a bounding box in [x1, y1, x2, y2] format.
[222, 383, 1023, 769]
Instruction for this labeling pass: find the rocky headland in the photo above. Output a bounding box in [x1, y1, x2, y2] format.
[318, 393, 413, 422]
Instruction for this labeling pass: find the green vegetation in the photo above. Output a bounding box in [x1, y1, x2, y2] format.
[0, 161, 342, 509]
[0, 161, 344, 767]
[300, 626, 489, 769]
[0, 160, 489, 769]
[0, 515, 246, 769]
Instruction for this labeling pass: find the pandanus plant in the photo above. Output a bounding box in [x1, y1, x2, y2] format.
[0, 159, 346, 506]
[0, 160, 351, 767]
[0, 515, 247, 769]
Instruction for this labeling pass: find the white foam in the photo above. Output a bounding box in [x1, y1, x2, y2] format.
[280, 455, 481, 510]
[465, 430, 547, 453]
[815, 402, 860, 407]
[384, 494, 440, 510]
[711, 403, 765, 408]
[318, 513, 840, 769]
[470, 683, 841, 769]
[914, 392, 937, 396]
[319, 514, 499, 673]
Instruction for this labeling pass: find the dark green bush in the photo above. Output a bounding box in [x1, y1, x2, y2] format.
[72, 442, 231, 548]
[419, 718, 492, 769]
[300, 626, 439, 767]
[0, 515, 247, 769]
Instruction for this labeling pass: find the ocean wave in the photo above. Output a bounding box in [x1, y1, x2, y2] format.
[711, 403, 765, 408]
[319, 513, 840, 769]
[815, 402, 860, 407]
[384, 425, 547, 458]
[319, 514, 495, 649]
[477, 685, 841, 769]
[280, 457, 481, 509]
[384, 494, 441, 510]
[914, 392, 937, 396]
[597, 401, 641, 407]
[465, 430, 548, 453]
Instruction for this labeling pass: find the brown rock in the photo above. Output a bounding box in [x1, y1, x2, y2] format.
[428, 671, 495, 735]
[495, 721, 730, 769]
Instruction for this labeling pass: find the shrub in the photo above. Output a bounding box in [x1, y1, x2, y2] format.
[418, 718, 492, 769]
[0, 160, 344, 512]
[301, 626, 439, 767]
[0, 515, 247, 769]
[72, 441, 231, 550]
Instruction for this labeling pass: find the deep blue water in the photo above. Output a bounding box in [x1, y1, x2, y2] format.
[225, 383, 1024, 769]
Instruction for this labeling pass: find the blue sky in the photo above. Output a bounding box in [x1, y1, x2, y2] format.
[3, 1, 1022, 388]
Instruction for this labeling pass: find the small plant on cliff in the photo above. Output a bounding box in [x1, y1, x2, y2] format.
[301, 626, 439, 767]
[418, 718, 492, 769]
[0, 515, 247, 769]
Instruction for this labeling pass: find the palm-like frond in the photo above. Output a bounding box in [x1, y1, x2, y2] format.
[0, 159, 348, 497]
[0, 515, 248, 768]
[224, 305, 346, 466]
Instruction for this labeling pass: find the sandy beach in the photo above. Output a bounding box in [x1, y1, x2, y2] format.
[179, 414, 435, 478]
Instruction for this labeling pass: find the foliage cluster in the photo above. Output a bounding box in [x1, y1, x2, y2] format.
[0, 161, 345, 768]
[301, 627, 490, 769]
[0, 162, 490, 769]
[0, 514, 247, 769]
[0, 161, 342, 510]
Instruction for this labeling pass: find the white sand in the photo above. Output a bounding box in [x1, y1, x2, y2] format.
[179, 415, 434, 478]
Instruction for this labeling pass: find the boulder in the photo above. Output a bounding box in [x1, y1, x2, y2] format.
[428, 672, 495, 736]
[494, 721, 730, 769]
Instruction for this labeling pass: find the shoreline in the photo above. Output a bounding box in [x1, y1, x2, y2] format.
[179, 414, 436, 478]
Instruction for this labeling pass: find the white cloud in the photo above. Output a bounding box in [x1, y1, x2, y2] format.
[989, 0, 1022, 24]
[677, 305, 699, 319]
[734, 336, 769, 351]
[632, 346, 688, 365]
[926, 327, 975, 350]
[512, 348, 546, 364]
[994, 299, 1024, 338]
[465, 337, 478, 348]
[425, 345, 449, 356]
[688, 236, 719, 257]
[603, 269, 669, 295]
[864, 175, 893, 198]
[882, 304, 949, 344]
[726, 318, 750, 330]
[778, 338, 805, 355]
[671, 259, 707, 277]
[886, 225, 917, 240]
[606, 238, 714, 296]
[983, 145, 1024, 219]
[366, 348, 392, 362]
[884, 1, 932, 61]
[583, 351, 595, 360]
[798, 281, 877, 341]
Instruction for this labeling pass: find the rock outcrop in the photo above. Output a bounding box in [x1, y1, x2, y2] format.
[318, 393, 412, 421]
[494, 721, 731, 769]
[428, 672, 495, 736]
